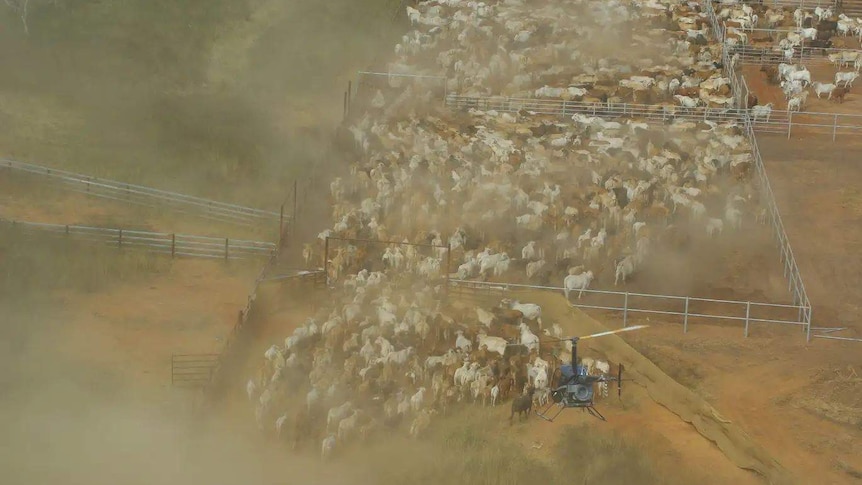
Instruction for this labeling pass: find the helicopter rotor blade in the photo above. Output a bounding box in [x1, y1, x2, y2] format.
[576, 325, 649, 341]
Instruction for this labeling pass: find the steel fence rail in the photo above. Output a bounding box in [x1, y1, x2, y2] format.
[449, 279, 809, 338]
[446, 92, 862, 140]
[1, 219, 276, 260]
[716, 0, 839, 9]
[743, 121, 814, 339]
[445, 94, 749, 123]
[751, 109, 862, 139]
[1, 158, 281, 227]
[727, 43, 862, 65]
[842, 0, 862, 16]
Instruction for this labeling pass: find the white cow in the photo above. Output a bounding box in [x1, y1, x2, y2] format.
[563, 271, 594, 300]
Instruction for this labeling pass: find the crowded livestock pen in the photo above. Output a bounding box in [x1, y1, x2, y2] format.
[248, 0, 774, 459]
[716, 1, 862, 112]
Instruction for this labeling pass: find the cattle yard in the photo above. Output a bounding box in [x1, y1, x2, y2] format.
[223, 0, 861, 482]
[3, 0, 862, 483]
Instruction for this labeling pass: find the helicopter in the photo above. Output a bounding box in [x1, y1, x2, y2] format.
[534, 325, 648, 422]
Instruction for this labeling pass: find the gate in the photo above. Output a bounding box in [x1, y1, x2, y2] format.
[171, 354, 219, 387]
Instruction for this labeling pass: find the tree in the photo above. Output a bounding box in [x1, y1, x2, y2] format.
[4, 0, 32, 35]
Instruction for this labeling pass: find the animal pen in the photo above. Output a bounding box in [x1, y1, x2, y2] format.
[195, 0, 862, 407]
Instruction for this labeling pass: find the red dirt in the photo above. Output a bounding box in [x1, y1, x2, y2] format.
[48, 259, 260, 403]
[743, 63, 862, 115]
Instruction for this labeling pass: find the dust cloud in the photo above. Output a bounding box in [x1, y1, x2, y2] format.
[0, 0, 399, 208]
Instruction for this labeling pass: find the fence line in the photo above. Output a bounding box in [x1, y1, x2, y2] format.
[171, 354, 219, 387]
[445, 94, 748, 122]
[201, 258, 325, 404]
[841, 1, 862, 17]
[446, 92, 862, 139]
[707, 0, 817, 342]
[726, 0, 840, 9]
[2, 219, 276, 260]
[751, 108, 862, 139]
[744, 111, 814, 338]
[1, 158, 282, 228]
[449, 279, 809, 338]
[728, 43, 862, 65]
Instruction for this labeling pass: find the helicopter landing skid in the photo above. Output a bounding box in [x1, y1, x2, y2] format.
[534, 402, 566, 422]
[534, 402, 607, 422]
[585, 406, 607, 421]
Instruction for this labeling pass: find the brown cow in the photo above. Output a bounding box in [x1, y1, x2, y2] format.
[832, 87, 849, 103]
[747, 94, 759, 108]
[510, 386, 535, 424]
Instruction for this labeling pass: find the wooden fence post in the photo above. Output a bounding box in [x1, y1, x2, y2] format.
[118, 229, 123, 248]
[171, 233, 176, 258]
[225, 238, 229, 261]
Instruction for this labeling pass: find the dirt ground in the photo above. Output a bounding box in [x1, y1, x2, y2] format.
[48, 259, 260, 404]
[210, 285, 764, 484]
[571, 125, 862, 484]
[743, 62, 862, 115]
[584, 129, 862, 481]
[756, 134, 862, 331]
[5, 3, 861, 484]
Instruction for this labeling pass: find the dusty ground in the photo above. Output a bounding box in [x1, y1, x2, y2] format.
[48, 259, 260, 403]
[757, 134, 862, 331]
[213, 285, 764, 485]
[743, 62, 862, 115]
[4, 2, 860, 485]
[571, 120, 862, 484]
[583, 130, 862, 482]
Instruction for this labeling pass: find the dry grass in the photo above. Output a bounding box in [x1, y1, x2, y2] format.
[627, 340, 707, 394]
[795, 366, 862, 429]
[0, 226, 174, 297]
[330, 408, 687, 485]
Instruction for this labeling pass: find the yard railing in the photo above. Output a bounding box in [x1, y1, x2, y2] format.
[446, 93, 861, 140]
[2, 219, 276, 260]
[1, 158, 282, 228]
[715, 0, 839, 9]
[445, 94, 748, 123]
[751, 108, 862, 140]
[449, 279, 810, 338]
[742, 121, 814, 340]
[728, 43, 862, 65]
[171, 354, 219, 387]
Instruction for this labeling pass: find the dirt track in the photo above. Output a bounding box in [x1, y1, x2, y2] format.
[516, 289, 795, 485]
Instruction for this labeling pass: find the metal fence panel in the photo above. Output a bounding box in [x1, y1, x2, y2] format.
[1, 219, 276, 260]
[1, 158, 281, 227]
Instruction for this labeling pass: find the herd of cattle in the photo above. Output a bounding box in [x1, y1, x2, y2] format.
[719, 1, 862, 110]
[242, 0, 824, 459]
